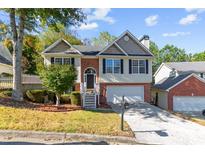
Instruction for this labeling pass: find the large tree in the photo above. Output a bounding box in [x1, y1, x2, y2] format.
[39, 64, 77, 106]
[37, 23, 82, 52]
[92, 31, 117, 47]
[192, 51, 205, 61]
[2, 8, 85, 101]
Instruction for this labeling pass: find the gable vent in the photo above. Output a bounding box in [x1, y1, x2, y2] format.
[124, 36, 129, 41]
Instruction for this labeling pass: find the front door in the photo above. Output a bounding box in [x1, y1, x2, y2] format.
[86, 74, 94, 89]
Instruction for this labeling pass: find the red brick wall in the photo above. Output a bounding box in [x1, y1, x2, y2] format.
[99, 83, 151, 105]
[168, 76, 205, 110]
[74, 83, 80, 91]
[81, 58, 99, 82]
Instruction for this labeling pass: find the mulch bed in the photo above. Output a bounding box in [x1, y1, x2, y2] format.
[37, 104, 82, 112]
[0, 97, 112, 112]
[0, 97, 82, 112]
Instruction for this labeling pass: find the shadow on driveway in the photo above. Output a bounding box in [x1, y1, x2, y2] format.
[111, 102, 188, 123]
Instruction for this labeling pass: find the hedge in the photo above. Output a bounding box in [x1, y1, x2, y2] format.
[25, 89, 73, 104]
[0, 89, 12, 97]
[70, 91, 81, 106]
[60, 94, 71, 104]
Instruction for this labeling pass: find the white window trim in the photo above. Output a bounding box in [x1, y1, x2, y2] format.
[54, 57, 72, 65]
[132, 59, 146, 74]
[105, 59, 121, 74]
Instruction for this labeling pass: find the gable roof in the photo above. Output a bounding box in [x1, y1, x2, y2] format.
[42, 39, 82, 55]
[164, 62, 205, 73]
[153, 73, 205, 91]
[0, 54, 12, 65]
[0, 43, 12, 65]
[97, 30, 154, 57]
[41, 30, 154, 57]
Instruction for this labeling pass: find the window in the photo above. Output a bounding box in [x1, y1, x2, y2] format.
[132, 59, 146, 74]
[105, 59, 121, 74]
[55, 58, 63, 65]
[132, 60, 139, 73]
[64, 58, 71, 65]
[139, 60, 146, 73]
[114, 60, 121, 73]
[54, 58, 71, 65]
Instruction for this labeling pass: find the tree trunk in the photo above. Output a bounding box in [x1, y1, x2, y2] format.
[10, 9, 25, 101]
[56, 94, 61, 106]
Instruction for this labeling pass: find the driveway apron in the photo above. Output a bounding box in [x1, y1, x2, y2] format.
[111, 102, 205, 145]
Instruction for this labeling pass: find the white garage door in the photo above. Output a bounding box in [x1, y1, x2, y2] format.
[173, 96, 205, 111]
[106, 86, 144, 104]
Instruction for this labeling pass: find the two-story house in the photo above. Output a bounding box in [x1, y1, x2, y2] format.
[152, 62, 205, 112]
[41, 30, 154, 108]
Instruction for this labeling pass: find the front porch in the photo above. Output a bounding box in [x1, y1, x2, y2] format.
[80, 68, 100, 109]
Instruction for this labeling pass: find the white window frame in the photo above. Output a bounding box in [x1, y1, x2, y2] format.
[132, 59, 146, 74]
[105, 59, 121, 74]
[54, 57, 71, 65]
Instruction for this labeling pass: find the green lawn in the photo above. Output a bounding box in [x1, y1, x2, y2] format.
[0, 106, 133, 137]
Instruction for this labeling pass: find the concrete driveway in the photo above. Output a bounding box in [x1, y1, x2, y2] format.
[111, 102, 205, 145]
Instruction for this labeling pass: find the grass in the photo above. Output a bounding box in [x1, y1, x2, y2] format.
[190, 118, 205, 126]
[0, 106, 134, 137]
[173, 112, 205, 126]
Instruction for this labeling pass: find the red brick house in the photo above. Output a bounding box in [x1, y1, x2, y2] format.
[152, 62, 205, 112]
[41, 30, 154, 108]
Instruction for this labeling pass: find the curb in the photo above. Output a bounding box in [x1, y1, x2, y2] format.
[0, 130, 138, 144]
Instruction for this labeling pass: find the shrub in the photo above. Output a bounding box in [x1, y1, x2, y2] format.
[0, 89, 12, 97]
[70, 91, 81, 106]
[26, 90, 46, 103]
[60, 94, 71, 104]
[47, 91, 56, 102]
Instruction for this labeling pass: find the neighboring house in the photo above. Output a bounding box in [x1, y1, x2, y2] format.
[0, 43, 12, 75]
[152, 62, 205, 112]
[41, 30, 154, 108]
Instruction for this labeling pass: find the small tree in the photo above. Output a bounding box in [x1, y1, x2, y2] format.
[39, 64, 77, 106]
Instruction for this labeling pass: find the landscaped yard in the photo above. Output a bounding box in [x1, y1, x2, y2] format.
[0, 106, 133, 137]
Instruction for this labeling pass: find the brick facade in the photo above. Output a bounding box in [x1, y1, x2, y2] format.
[80, 58, 99, 82]
[99, 83, 151, 105]
[168, 76, 205, 110]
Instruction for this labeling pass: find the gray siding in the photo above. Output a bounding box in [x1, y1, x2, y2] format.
[103, 44, 124, 55]
[46, 41, 71, 53]
[116, 34, 147, 55]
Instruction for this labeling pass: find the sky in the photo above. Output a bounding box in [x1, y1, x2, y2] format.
[75, 8, 205, 54]
[1, 8, 205, 54]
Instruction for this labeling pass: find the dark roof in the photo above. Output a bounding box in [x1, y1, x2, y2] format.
[42, 31, 154, 57]
[73, 45, 103, 55]
[0, 55, 12, 65]
[153, 73, 192, 91]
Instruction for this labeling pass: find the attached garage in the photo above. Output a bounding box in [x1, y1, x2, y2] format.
[153, 73, 205, 111]
[173, 96, 205, 112]
[106, 85, 144, 104]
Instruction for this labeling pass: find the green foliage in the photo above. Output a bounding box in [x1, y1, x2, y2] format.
[150, 42, 191, 74]
[25, 89, 56, 103]
[70, 91, 81, 106]
[26, 90, 47, 103]
[37, 24, 82, 52]
[92, 31, 117, 47]
[0, 90, 12, 97]
[192, 51, 205, 61]
[60, 94, 71, 104]
[22, 35, 41, 74]
[38, 64, 77, 96]
[2, 8, 86, 33]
